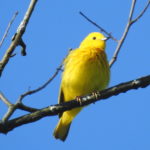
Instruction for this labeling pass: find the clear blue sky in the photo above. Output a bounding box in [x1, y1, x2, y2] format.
[0, 0, 150, 149]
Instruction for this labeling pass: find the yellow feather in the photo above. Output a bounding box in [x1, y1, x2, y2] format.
[53, 32, 110, 141]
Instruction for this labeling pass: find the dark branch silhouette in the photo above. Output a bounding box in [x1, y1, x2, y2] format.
[0, 75, 150, 134]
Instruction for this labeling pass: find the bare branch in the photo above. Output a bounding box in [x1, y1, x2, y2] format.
[0, 63, 62, 122]
[2, 105, 16, 122]
[132, 0, 150, 24]
[0, 0, 149, 135]
[0, 75, 150, 134]
[79, 11, 118, 42]
[17, 103, 39, 112]
[0, 63, 62, 123]
[109, 0, 150, 67]
[0, 92, 12, 107]
[17, 63, 63, 103]
[79, 2, 150, 68]
[0, 11, 18, 49]
[0, 0, 38, 122]
[128, 0, 136, 22]
[0, 0, 38, 77]
[1, 99, 39, 123]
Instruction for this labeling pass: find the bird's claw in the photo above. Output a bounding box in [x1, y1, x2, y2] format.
[76, 96, 82, 106]
[92, 92, 99, 104]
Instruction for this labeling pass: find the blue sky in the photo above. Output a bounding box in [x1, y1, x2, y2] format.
[0, 0, 150, 149]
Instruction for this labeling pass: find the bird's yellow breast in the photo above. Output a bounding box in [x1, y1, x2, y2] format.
[61, 47, 110, 101]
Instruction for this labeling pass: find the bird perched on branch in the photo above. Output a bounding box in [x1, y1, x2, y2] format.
[53, 32, 110, 141]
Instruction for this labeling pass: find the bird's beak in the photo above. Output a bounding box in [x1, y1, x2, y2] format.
[101, 37, 110, 41]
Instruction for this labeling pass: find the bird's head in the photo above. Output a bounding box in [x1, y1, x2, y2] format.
[79, 32, 108, 50]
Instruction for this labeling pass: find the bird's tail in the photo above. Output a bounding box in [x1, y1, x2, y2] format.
[53, 117, 72, 141]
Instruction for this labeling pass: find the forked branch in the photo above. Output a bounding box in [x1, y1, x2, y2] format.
[79, 0, 150, 67]
[0, 0, 38, 77]
[109, 0, 150, 67]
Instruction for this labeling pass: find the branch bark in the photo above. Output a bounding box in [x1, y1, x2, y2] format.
[0, 75, 150, 134]
[0, 11, 18, 49]
[0, 0, 38, 77]
[0, 64, 62, 122]
[109, 0, 150, 67]
[0, 92, 12, 107]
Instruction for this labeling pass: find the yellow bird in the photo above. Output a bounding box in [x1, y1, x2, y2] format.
[53, 32, 110, 141]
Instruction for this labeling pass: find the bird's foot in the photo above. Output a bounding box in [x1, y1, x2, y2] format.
[92, 91, 99, 104]
[76, 96, 82, 106]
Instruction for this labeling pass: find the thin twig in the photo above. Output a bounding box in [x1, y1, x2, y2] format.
[128, 0, 136, 22]
[79, 11, 118, 42]
[109, 0, 136, 67]
[0, 0, 38, 122]
[0, 92, 12, 107]
[2, 105, 16, 122]
[0, 11, 18, 49]
[0, 74, 150, 134]
[109, 0, 150, 67]
[17, 63, 63, 103]
[0, 0, 38, 77]
[1, 97, 39, 122]
[132, 0, 150, 24]
[1, 63, 62, 122]
[17, 103, 39, 112]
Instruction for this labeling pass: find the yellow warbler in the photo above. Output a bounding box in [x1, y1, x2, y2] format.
[53, 32, 110, 141]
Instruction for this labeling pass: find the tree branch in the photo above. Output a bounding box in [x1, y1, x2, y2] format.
[0, 0, 38, 77]
[79, 11, 118, 42]
[0, 11, 18, 49]
[0, 75, 150, 134]
[131, 0, 150, 24]
[109, 0, 150, 67]
[0, 0, 149, 136]
[17, 103, 39, 112]
[0, 92, 12, 107]
[17, 63, 63, 103]
[79, 1, 150, 68]
[0, 63, 62, 122]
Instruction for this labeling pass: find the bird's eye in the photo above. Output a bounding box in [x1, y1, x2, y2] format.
[92, 37, 96, 40]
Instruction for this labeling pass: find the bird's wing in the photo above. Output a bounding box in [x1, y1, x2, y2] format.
[57, 49, 76, 118]
[58, 86, 65, 118]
